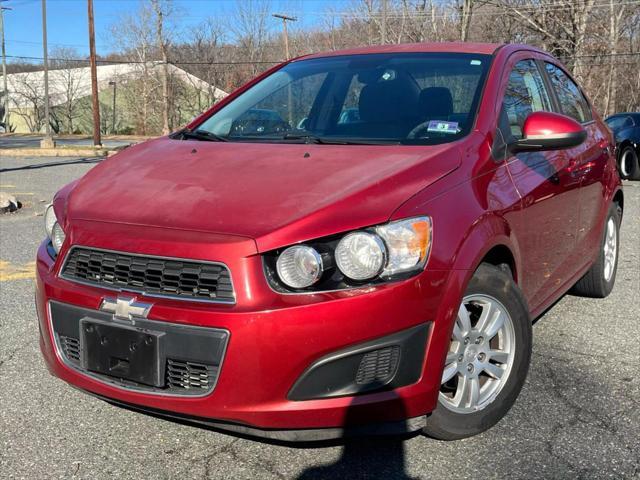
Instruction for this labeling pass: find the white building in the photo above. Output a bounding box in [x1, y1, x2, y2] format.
[2, 62, 227, 133]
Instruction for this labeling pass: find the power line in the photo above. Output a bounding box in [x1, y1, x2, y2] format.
[5, 38, 110, 49]
[4, 51, 638, 66]
[4, 54, 281, 65]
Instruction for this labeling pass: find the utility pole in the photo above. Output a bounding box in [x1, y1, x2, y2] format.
[272, 13, 296, 60]
[152, 0, 170, 135]
[41, 0, 54, 147]
[273, 13, 296, 126]
[381, 0, 387, 44]
[0, 1, 11, 132]
[87, 0, 101, 146]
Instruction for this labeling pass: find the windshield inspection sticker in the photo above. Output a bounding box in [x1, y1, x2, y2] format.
[427, 120, 460, 134]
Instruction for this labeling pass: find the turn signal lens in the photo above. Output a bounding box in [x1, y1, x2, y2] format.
[335, 232, 386, 280]
[376, 217, 432, 277]
[276, 245, 323, 289]
[51, 222, 66, 254]
[44, 204, 57, 237]
[44, 203, 66, 255]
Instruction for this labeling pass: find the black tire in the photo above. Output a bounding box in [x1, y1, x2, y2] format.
[423, 263, 532, 440]
[618, 145, 640, 181]
[571, 203, 621, 298]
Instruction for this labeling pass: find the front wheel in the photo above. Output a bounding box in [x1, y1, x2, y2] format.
[423, 263, 532, 440]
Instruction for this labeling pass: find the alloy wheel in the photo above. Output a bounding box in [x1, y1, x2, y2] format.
[603, 217, 617, 282]
[439, 294, 516, 414]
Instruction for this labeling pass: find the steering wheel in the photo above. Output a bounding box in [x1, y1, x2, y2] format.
[407, 121, 432, 139]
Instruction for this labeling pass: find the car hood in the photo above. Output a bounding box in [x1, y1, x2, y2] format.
[68, 137, 460, 252]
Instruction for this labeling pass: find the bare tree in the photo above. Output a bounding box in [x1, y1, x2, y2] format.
[494, 0, 596, 77]
[458, 0, 474, 41]
[7, 71, 45, 132]
[232, 0, 272, 77]
[109, 2, 159, 135]
[49, 47, 88, 133]
[603, 0, 626, 115]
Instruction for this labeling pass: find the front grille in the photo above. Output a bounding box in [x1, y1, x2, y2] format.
[166, 359, 218, 391]
[355, 346, 401, 385]
[60, 335, 81, 363]
[61, 247, 234, 303]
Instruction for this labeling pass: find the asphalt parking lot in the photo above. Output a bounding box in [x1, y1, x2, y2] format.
[1, 155, 639, 480]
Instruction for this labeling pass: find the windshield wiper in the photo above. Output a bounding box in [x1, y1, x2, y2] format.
[281, 133, 342, 144]
[178, 128, 229, 142]
[280, 133, 400, 145]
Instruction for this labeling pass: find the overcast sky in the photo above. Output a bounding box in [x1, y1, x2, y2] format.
[2, 0, 350, 61]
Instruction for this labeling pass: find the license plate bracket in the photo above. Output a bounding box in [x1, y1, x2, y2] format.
[80, 318, 165, 387]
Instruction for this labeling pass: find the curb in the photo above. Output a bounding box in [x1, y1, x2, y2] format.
[1, 148, 120, 157]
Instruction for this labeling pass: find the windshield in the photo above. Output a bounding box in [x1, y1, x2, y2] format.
[194, 52, 491, 145]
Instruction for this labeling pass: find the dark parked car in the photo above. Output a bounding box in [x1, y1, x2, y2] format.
[605, 112, 640, 180]
[37, 42, 622, 442]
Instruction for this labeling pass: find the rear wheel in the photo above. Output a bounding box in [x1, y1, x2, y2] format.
[571, 203, 621, 298]
[423, 264, 531, 440]
[618, 145, 640, 181]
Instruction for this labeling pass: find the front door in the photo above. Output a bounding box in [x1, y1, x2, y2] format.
[543, 62, 610, 259]
[498, 58, 581, 308]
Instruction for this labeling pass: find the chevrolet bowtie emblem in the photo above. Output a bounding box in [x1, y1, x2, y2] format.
[100, 296, 152, 321]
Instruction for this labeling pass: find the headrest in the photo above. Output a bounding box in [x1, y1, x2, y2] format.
[358, 78, 420, 123]
[418, 87, 453, 119]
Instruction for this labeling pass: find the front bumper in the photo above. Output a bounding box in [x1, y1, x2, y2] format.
[36, 238, 462, 436]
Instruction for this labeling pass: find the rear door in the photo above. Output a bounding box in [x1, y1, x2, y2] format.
[498, 56, 581, 307]
[543, 62, 610, 259]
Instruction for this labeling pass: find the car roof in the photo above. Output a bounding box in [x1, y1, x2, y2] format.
[297, 42, 539, 61]
[606, 112, 640, 118]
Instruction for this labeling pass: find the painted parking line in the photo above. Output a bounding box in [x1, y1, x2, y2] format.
[0, 260, 36, 281]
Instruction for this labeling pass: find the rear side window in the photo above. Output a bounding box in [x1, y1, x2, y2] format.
[606, 115, 634, 130]
[544, 63, 592, 123]
[502, 59, 552, 139]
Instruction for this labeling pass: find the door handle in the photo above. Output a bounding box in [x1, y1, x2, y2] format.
[568, 161, 595, 177]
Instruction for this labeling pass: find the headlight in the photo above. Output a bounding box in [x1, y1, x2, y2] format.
[376, 217, 432, 277]
[335, 232, 386, 280]
[276, 245, 323, 289]
[266, 216, 432, 292]
[44, 204, 66, 255]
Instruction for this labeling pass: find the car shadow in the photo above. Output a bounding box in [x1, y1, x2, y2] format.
[296, 394, 419, 480]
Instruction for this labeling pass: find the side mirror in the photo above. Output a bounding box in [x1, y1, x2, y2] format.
[510, 111, 587, 153]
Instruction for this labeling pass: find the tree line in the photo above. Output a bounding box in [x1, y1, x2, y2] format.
[4, 0, 639, 135]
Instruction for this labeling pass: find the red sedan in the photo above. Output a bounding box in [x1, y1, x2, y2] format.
[36, 42, 623, 441]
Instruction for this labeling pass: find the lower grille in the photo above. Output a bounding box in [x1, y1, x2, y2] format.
[50, 300, 228, 397]
[166, 359, 218, 391]
[356, 346, 401, 385]
[60, 335, 81, 363]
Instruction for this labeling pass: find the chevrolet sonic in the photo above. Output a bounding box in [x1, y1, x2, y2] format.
[36, 42, 623, 441]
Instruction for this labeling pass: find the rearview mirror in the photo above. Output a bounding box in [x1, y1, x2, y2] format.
[511, 111, 587, 154]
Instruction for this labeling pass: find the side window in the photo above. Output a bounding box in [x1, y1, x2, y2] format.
[502, 59, 552, 139]
[606, 116, 632, 131]
[544, 63, 592, 123]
